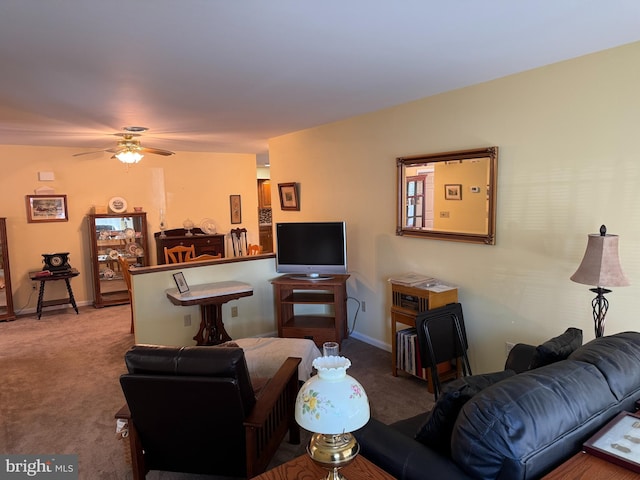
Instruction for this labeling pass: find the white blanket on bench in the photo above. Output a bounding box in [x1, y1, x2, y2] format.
[234, 337, 321, 382]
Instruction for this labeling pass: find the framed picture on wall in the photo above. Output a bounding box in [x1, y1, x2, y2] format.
[230, 194, 242, 224]
[25, 194, 69, 223]
[444, 184, 462, 200]
[278, 182, 300, 211]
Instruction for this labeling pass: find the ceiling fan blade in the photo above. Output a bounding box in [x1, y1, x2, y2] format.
[72, 149, 108, 157]
[140, 146, 175, 156]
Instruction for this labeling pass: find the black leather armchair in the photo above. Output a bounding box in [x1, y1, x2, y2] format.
[117, 344, 301, 479]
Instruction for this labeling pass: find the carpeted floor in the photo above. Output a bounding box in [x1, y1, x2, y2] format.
[0, 305, 434, 479]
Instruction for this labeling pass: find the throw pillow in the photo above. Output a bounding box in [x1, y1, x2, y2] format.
[414, 370, 515, 455]
[216, 341, 240, 348]
[530, 327, 582, 369]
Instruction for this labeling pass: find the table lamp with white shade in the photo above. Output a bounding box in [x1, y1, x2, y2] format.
[295, 356, 370, 480]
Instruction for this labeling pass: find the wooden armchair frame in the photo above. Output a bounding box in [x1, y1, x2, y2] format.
[116, 356, 301, 479]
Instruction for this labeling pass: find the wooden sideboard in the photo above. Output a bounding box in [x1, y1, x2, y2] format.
[154, 228, 225, 264]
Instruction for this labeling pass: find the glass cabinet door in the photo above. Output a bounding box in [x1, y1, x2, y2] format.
[0, 218, 15, 321]
[88, 213, 149, 307]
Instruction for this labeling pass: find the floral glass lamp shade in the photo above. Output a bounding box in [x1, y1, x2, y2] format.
[570, 225, 629, 338]
[295, 356, 370, 480]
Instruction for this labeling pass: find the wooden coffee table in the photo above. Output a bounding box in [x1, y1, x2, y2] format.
[254, 454, 394, 480]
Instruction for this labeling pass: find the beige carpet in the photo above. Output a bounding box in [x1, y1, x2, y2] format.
[0, 305, 434, 479]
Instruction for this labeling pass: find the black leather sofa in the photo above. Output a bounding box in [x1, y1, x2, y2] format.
[355, 331, 640, 480]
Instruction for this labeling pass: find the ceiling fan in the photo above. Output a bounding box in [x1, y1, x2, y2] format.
[73, 126, 175, 164]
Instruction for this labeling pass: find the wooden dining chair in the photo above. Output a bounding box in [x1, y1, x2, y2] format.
[230, 228, 248, 256]
[164, 245, 196, 264]
[187, 253, 222, 262]
[117, 256, 135, 334]
[247, 244, 263, 256]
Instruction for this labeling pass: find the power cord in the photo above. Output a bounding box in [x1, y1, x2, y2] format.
[14, 286, 36, 315]
[346, 296, 361, 335]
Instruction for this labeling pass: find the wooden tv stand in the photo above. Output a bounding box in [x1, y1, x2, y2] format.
[271, 274, 349, 348]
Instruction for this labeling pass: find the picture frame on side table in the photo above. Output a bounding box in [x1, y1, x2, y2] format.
[444, 184, 462, 200]
[230, 195, 242, 224]
[583, 411, 640, 473]
[25, 194, 69, 223]
[173, 272, 189, 294]
[278, 182, 300, 211]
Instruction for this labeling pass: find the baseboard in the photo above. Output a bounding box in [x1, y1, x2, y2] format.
[16, 300, 93, 317]
[349, 330, 391, 353]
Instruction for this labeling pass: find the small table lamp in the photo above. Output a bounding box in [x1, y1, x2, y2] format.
[570, 225, 629, 337]
[295, 356, 370, 480]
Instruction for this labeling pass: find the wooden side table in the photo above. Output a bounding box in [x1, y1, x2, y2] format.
[542, 451, 640, 479]
[254, 454, 394, 480]
[166, 281, 253, 345]
[29, 269, 80, 320]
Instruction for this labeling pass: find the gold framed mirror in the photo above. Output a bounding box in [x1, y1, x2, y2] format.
[396, 147, 498, 245]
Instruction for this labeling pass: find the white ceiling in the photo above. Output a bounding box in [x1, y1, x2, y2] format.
[1, 1, 639, 160]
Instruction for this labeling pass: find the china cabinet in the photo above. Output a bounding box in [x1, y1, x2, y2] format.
[0, 218, 15, 321]
[88, 213, 149, 307]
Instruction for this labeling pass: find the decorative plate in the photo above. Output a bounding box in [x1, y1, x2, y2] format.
[108, 196, 128, 214]
[135, 247, 144, 257]
[124, 227, 135, 239]
[126, 242, 139, 255]
[103, 268, 115, 279]
[108, 249, 119, 260]
[99, 230, 109, 240]
[200, 218, 217, 235]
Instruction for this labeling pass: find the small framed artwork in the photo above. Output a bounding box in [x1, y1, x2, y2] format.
[583, 411, 640, 473]
[230, 194, 242, 224]
[444, 184, 462, 200]
[26, 194, 69, 223]
[278, 182, 300, 211]
[172, 272, 189, 294]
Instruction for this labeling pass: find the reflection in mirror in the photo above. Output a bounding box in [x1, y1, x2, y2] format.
[397, 147, 498, 245]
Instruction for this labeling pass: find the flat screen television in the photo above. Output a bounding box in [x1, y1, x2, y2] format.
[275, 221, 347, 279]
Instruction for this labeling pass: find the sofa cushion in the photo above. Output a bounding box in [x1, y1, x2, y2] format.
[569, 331, 640, 401]
[415, 370, 515, 455]
[530, 327, 582, 369]
[451, 359, 618, 480]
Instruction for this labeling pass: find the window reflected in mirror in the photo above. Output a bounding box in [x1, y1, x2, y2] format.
[397, 147, 498, 245]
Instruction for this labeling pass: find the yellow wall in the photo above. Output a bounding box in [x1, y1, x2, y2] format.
[0, 147, 259, 313]
[269, 41, 640, 373]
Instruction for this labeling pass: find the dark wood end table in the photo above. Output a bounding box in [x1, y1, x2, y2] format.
[254, 454, 395, 480]
[166, 280, 253, 345]
[543, 450, 640, 479]
[29, 268, 80, 320]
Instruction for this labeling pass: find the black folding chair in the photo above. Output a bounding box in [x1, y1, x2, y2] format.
[415, 302, 472, 400]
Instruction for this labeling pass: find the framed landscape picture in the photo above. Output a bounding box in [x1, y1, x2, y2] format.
[278, 182, 300, 211]
[26, 195, 68, 223]
[444, 184, 462, 200]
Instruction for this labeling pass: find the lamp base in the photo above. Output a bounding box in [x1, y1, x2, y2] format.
[589, 287, 611, 338]
[307, 433, 360, 480]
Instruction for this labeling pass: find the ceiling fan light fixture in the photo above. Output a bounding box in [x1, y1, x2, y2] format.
[115, 149, 144, 164]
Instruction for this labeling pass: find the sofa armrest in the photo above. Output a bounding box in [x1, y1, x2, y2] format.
[243, 356, 301, 478]
[504, 343, 536, 373]
[355, 418, 473, 480]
